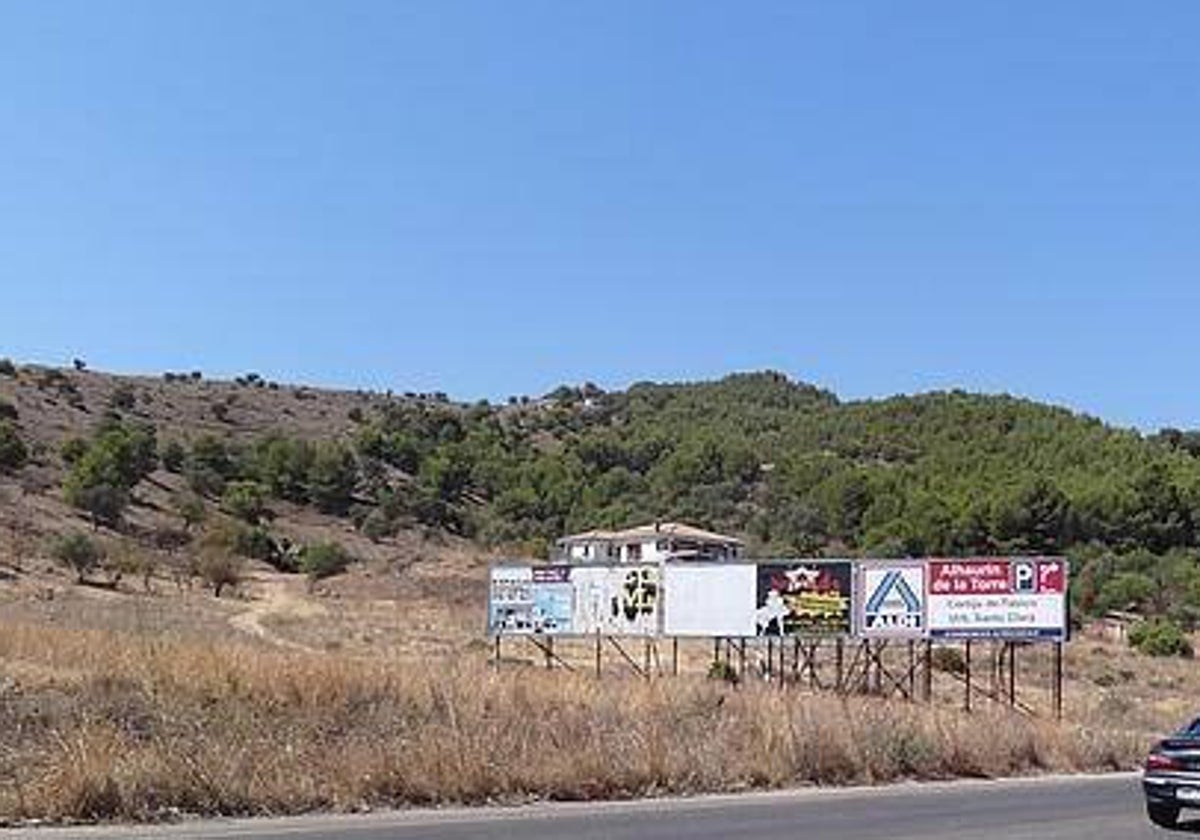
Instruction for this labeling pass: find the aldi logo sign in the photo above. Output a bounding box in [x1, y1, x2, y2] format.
[859, 563, 925, 638]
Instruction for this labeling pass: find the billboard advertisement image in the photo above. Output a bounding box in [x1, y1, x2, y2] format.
[488, 565, 574, 635]
[488, 565, 536, 634]
[927, 558, 1067, 640]
[859, 562, 926, 638]
[663, 563, 757, 637]
[571, 565, 661, 636]
[755, 561, 853, 636]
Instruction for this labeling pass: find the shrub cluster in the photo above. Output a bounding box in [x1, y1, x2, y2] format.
[1129, 619, 1193, 658]
[49, 532, 106, 582]
[298, 541, 352, 581]
[62, 418, 157, 527]
[0, 421, 27, 473]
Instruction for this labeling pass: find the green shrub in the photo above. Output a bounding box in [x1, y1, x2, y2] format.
[174, 492, 207, 531]
[221, 480, 268, 524]
[62, 420, 157, 525]
[0, 421, 27, 472]
[184, 435, 240, 497]
[0, 399, 17, 421]
[234, 524, 278, 563]
[50, 532, 106, 582]
[252, 436, 314, 502]
[299, 541, 352, 581]
[931, 646, 967, 674]
[160, 440, 186, 473]
[60, 437, 88, 466]
[66, 484, 129, 528]
[1096, 572, 1156, 614]
[197, 551, 242, 598]
[308, 444, 357, 515]
[1130, 619, 1194, 658]
[361, 508, 397, 541]
[108, 384, 137, 411]
[0, 358, 15, 377]
[707, 660, 740, 685]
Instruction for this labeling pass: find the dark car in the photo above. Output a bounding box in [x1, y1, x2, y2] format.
[1143, 715, 1200, 827]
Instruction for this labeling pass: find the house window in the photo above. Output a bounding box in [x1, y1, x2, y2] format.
[607, 544, 621, 559]
[655, 540, 668, 551]
[626, 543, 642, 561]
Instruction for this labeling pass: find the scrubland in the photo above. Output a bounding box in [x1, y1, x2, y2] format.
[0, 616, 1148, 824]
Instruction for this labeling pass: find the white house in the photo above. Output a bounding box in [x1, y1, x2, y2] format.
[555, 521, 743, 564]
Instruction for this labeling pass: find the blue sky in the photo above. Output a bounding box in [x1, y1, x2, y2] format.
[2, 2, 1198, 430]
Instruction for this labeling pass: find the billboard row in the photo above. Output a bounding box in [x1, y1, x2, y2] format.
[488, 558, 1068, 641]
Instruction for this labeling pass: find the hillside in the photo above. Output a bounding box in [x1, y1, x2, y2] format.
[1, 359, 1199, 624]
[2, 357, 1198, 822]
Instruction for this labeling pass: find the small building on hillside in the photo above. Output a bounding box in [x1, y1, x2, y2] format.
[1084, 610, 1139, 644]
[555, 521, 743, 564]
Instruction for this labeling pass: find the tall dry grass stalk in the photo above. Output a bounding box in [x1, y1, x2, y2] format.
[0, 620, 1142, 823]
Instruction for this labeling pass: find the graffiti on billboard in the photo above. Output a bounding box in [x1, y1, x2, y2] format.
[755, 561, 853, 636]
[571, 565, 661, 636]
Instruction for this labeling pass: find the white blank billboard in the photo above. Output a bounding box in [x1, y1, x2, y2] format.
[663, 564, 757, 637]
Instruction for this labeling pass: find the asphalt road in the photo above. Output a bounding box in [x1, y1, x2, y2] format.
[4, 773, 1188, 840]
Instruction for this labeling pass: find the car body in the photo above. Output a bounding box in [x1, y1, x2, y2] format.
[1142, 715, 1200, 827]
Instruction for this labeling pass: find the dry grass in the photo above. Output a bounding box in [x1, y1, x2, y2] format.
[0, 619, 1144, 824]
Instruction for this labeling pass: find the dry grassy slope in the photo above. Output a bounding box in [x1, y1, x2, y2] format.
[1, 364, 377, 449]
[0, 362, 492, 658]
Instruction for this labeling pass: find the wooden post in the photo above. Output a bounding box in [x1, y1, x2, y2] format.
[872, 641, 883, 695]
[964, 641, 972, 713]
[545, 637, 554, 670]
[672, 637, 679, 677]
[1053, 642, 1064, 721]
[595, 632, 602, 678]
[1008, 642, 1017, 708]
[835, 638, 844, 692]
[922, 641, 933, 703]
[739, 638, 747, 680]
[907, 640, 916, 701]
[494, 634, 501, 666]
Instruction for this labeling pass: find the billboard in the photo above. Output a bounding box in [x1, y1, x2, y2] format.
[927, 558, 1067, 640]
[488, 565, 574, 635]
[756, 561, 853, 636]
[571, 565, 661, 636]
[489, 557, 1067, 643]
[859, 561, 926, 638]
[663, 563, 757, 637]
